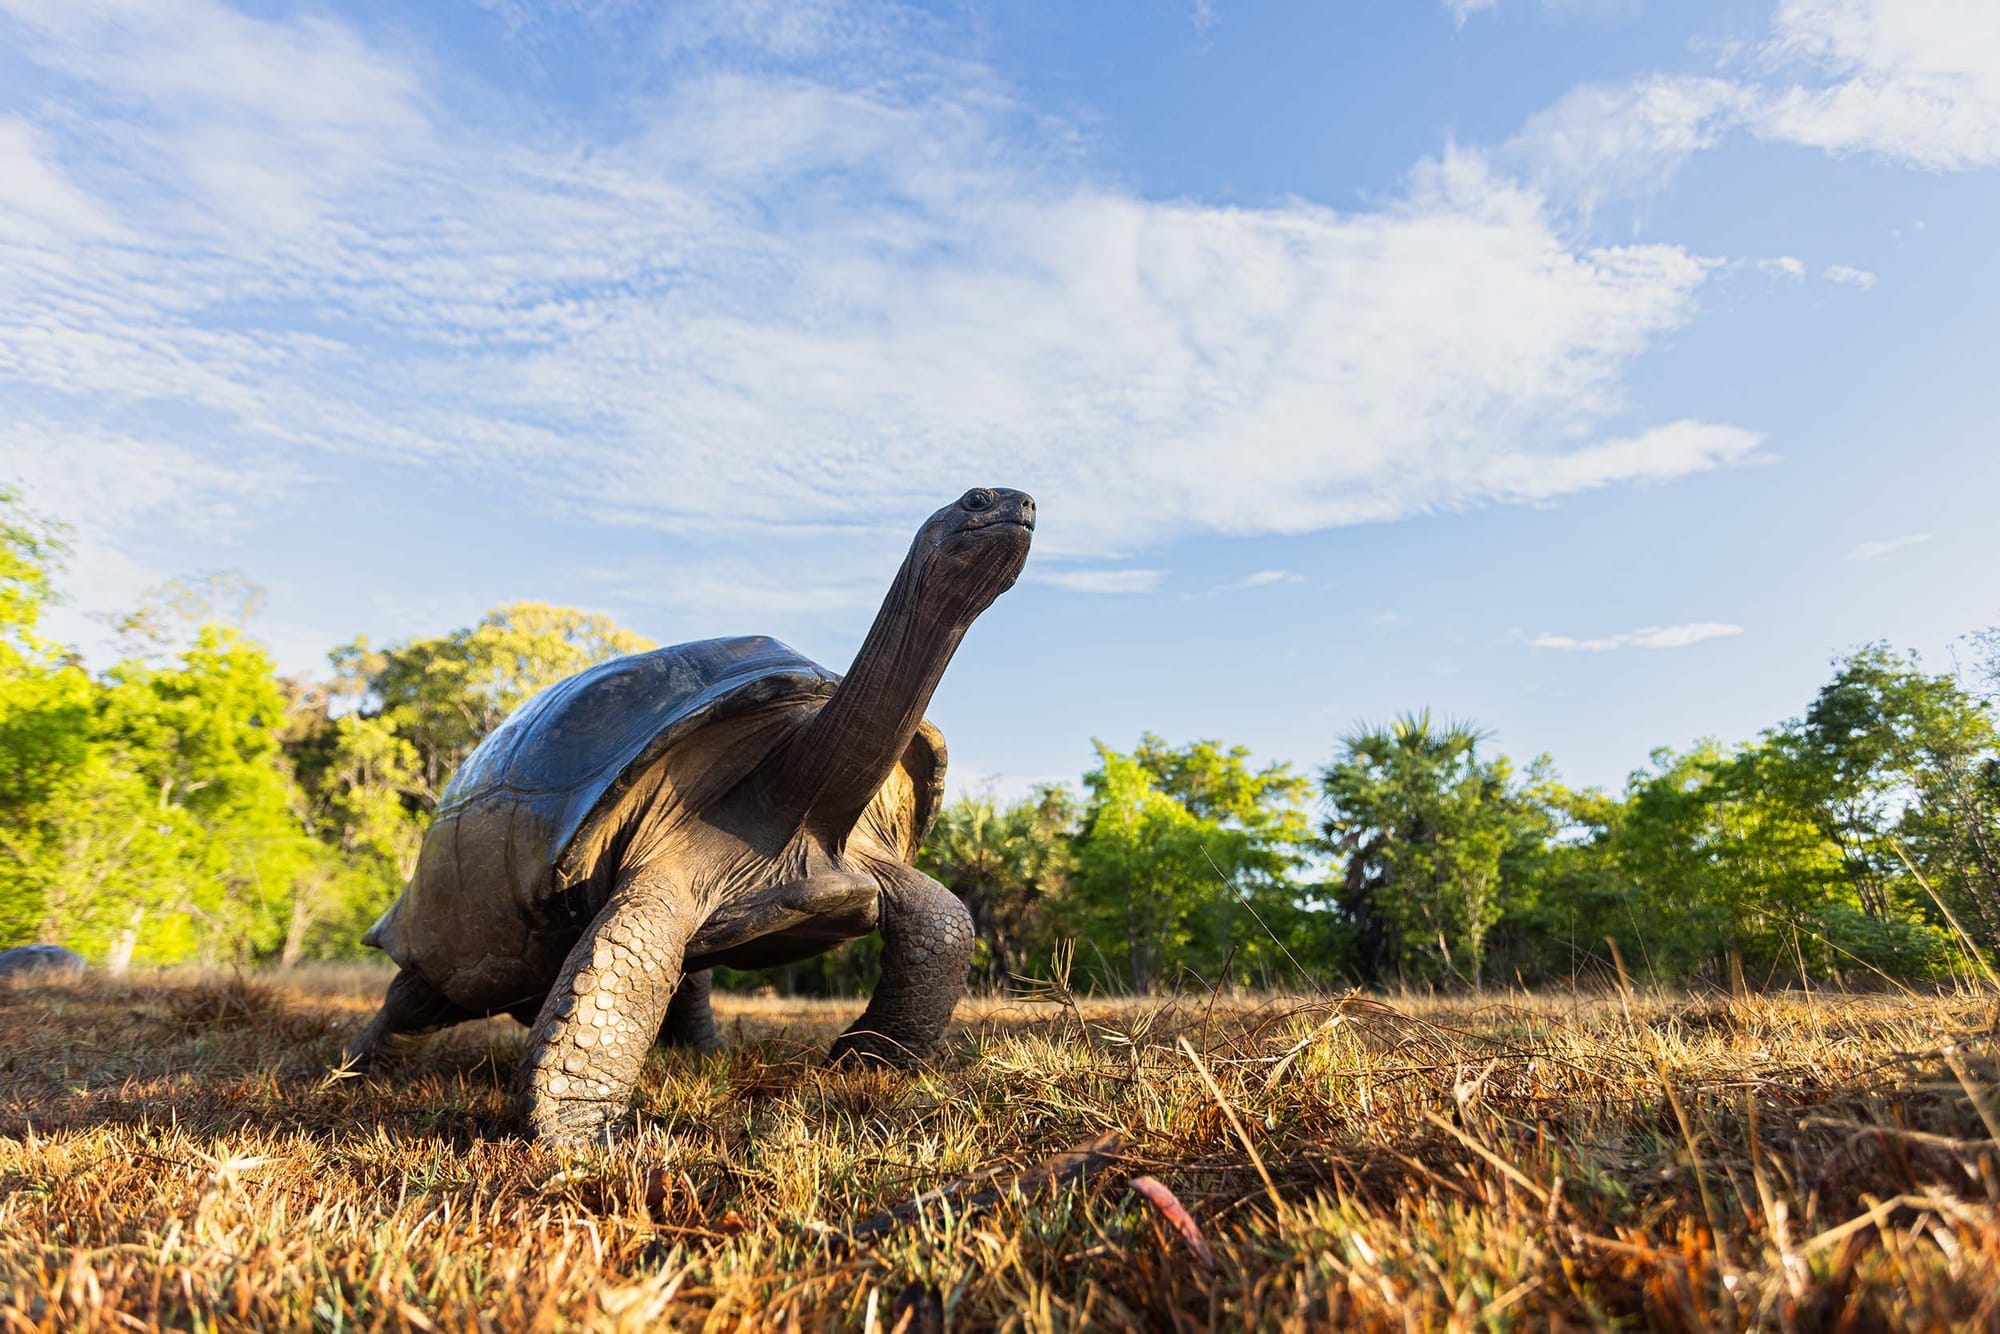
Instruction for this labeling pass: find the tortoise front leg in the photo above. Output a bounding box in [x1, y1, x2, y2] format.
[829, 863, 974, 1069]
[658, 969, 723, 1051]
[519, 871, 694, 1144]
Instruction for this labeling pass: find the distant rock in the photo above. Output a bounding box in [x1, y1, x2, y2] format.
[0, 945, 88, 980]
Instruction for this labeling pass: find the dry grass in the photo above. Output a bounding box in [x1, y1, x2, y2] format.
[2, 966, 1998, 1331]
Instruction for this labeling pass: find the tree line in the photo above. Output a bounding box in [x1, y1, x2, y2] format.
[3, 489, 1996, 990]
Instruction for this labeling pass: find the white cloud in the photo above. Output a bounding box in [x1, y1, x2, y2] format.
[1503, 0, 2000, 214]
[0, 421, 296, 553]
[0, 0, 430, 233]
[1532, 621, 1744, 651]
[0, 0, 1760, 639]
[1758, 255, 1807, 279]
[0, 420, 299, 657]
[1754, 0, 2000, 170]
[1445, 0, 1501, 24]
[1847, 532, 1931, 562]
[1181, 568, 1307, 600]
[1029, 568, 1168, 595]
[1469, 420, 1762, 504]
[1504, 76, 1746, 209]
[1823, 262, 1878, 288]
[1231, 569, 1304, 589]
[0, 116, 119, 239]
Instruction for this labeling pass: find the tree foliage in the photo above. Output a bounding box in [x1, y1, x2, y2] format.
[1, 484, 1995, 994]
[0, 491, 664, 967]
[329, 602, 655, 808]
[1321, 713, 1543, 985]
[1057, 738, 1314, 992]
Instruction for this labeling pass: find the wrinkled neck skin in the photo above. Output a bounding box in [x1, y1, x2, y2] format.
[760, 535, 1012, 849]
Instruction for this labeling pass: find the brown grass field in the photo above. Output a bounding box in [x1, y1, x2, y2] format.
[2, 965, 1998, 1331]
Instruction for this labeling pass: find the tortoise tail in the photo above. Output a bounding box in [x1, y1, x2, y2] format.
[361, 901, 398, 951]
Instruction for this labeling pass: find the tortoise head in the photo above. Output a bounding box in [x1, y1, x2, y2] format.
[763, 487, 1035, 838]
[901, 486, 1036, 624]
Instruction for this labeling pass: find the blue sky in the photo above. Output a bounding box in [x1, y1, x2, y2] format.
[3, 0, 1997, 799]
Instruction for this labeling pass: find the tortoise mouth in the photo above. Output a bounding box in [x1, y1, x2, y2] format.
[940, 517, 1032, 552]
[960, 514, 1034, 534]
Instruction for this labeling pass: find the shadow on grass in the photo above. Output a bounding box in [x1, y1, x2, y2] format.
[0, 971, 874, 1145]
[5, 969, 2000, 1328]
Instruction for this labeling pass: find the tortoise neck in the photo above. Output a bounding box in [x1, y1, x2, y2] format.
[766, 556, 967, 840]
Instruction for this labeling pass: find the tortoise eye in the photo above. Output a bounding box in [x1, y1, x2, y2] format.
[962, 488, 996, 512]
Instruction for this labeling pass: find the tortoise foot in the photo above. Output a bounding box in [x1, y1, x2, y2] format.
[525, 1090, 627, 1146]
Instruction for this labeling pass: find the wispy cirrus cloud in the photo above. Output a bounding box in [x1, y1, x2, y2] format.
[1531, 621, 1744, 652]
[1847, 532, 1931, 562]
[0, 418, 302, 647]
[0, 116, 120, 239]
[1178, 568, 1307, 600]
[0, 0, 1764, 642]
[1029, 568, 1169, 596]
[1505, 75, 1748, 211]
[1218, 569, 1305, 592]
[1447, 0, 1646, 20]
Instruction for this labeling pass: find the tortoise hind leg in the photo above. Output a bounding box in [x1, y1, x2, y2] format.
[342, 967, 474, 1071]
[658, 969, 723, 1051]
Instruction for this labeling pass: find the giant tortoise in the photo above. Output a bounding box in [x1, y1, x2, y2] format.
[350, 487, 1035, 1142]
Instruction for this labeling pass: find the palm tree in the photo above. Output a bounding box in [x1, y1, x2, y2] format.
[920, 788, 1074, 986]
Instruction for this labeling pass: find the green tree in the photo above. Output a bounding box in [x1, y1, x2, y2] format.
[1131, 733, 1311, 831]
[1061, 738, 1311, 992]
[1756, 646, 1996, 952]
[105, 572, 267, 663]
[275, 680, 425, 960]
[75, 626, 326, 966]
[1321, 713, 1539, 986]
[331, 601, 655, 807]
[1609, 742, 1843, 981]
[0, 490, 94, 944]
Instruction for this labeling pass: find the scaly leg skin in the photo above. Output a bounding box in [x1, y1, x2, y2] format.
[658, 969, 723, 1051]
[519, 872, 694, 1145]
[341, 967, 473, 1071]
[829, 864, 974, 1069]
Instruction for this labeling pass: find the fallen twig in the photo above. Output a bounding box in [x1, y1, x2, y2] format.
[1128, 1175, 1216, 1269]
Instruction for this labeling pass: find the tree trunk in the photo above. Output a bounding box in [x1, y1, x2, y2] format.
[105, 906, 144, 974]
[280, 885, 314, 967]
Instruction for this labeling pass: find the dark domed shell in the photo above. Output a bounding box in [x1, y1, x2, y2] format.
[438, 635, 837, 855]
